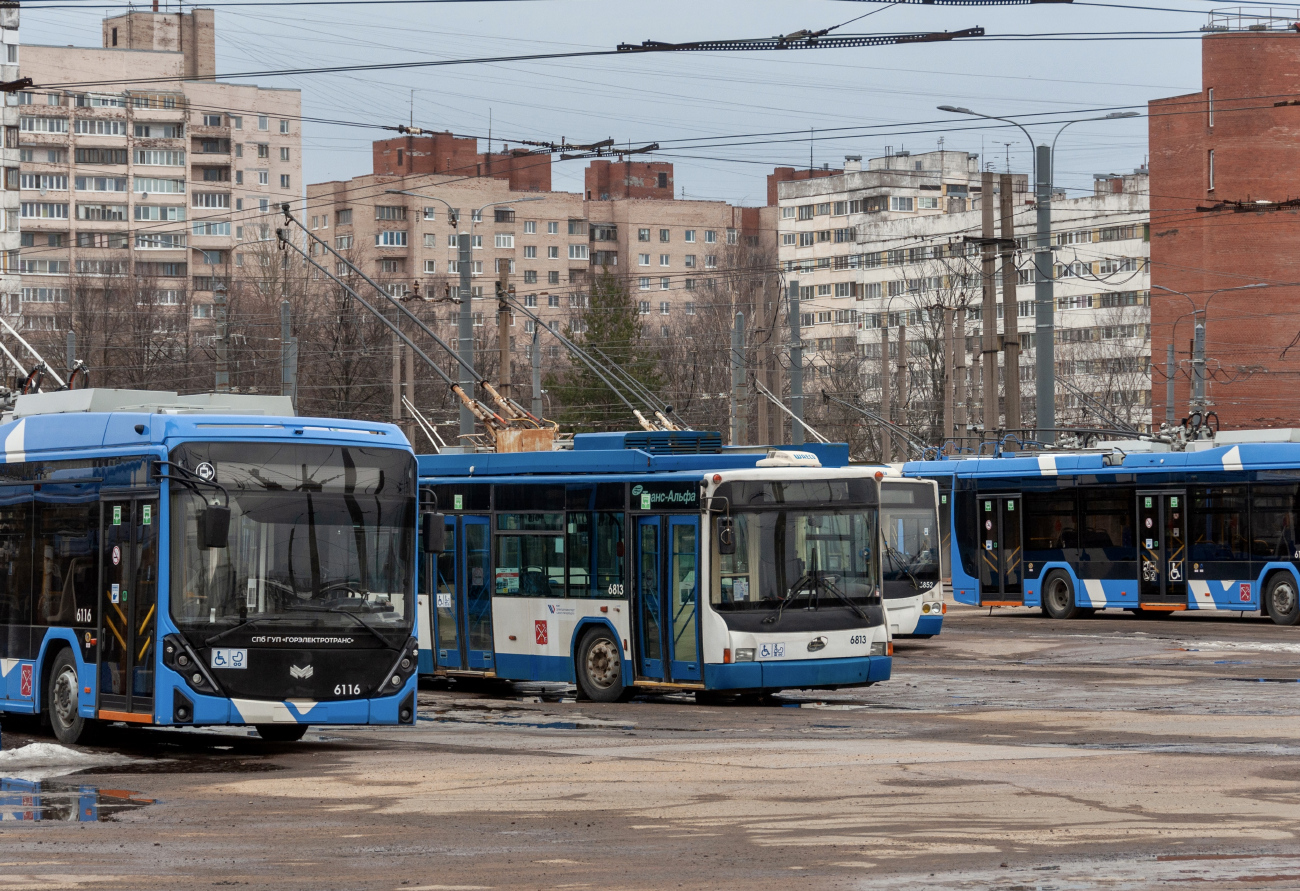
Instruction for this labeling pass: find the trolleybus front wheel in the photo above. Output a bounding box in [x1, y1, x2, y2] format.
[256, 723, 309, 742]
[48, 649, 93, 745]
[575, 628, 626, 702]
[1041, 571, 1092, 620]
[1266, 573, 1300, 626]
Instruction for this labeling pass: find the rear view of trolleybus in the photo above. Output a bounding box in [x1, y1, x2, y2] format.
[0, 390, 419, 744]
[417, 433, 894, 700]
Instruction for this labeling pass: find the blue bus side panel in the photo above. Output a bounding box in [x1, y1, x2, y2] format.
[0, 659, 35, 712]
[493, 652, 572, 683]
[703, 656, 889, 690]
[1189, 578, 1258, 610]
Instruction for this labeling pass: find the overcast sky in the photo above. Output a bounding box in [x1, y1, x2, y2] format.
[23, 0, 1207, 204]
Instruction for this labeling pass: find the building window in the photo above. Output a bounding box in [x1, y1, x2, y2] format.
[638, 228, 651, 241]
[918, 197, 940, 209]
[639, 278, 651, 291]
[782, 234, 796, 246]
[890, 196, 914, 212]
[660, 254, 670, 267]
[495, 233, 514, 249]
[258, 116, 269, 130]
[280, 174, 291, 189]
[684, 255, 696, 268]
[835, 282, 852, 298]
[280, 147, 290, 161]
[375, 230, 408, 247]
[638, 253, 651, 266]
[424, 260, 437, 273]
[524, 220, 536, 234]
[257, 144, 270, 159]
[569, 244, 589, 260]
[797, 205, 813, 221]
[705, 230, 716, 244]
[705, 255, 717, 268]
[685, 229, 696, 243]
[548, 294, 560, 307]
[657, 172, 668, 189]
[781, 206, 796, 219]
[524, 245, 537, 259]
[660, 277, 670, 290]
[548, 271, 560, 285]
[660, 301, 670, 314]
[638, 300, 651, 313]
[259, 199, 268, 212]
[379, 259, 402, 273]
[547, 246, 559, 259]
[1207, 87, 1214, 128]
[280, 119, 290, 134]
[1208, 149, 1215, 190]
[523, 270, 538, 283]
[685, 279, 696, 291]
[337, 209, 352, 225]
[335, 235, 353, 249]
[547, 221, 559, 234]
[257, 170, 269, 185]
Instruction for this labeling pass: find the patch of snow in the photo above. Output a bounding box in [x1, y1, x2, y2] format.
[0, 742, 133, 781]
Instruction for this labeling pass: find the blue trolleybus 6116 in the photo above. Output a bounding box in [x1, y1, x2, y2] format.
[417, 432, 912, 700]
[0, 389, 419, 744]
[904, 431, 1300, 625]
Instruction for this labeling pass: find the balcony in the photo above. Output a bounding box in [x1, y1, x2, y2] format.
[192, 138, 231, 155]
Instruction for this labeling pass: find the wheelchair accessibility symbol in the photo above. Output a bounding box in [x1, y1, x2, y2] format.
[1168, 561, 1183, 581]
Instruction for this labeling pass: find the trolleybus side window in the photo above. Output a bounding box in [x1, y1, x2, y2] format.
[953, 487, 980, 577]
[1077, 487, 1135, 577]
[1251, 484, 1300, 560]
[495, 512, 565, 597]
[1189, 486, 1249, 563]
[1023, 490, 1079, 567]
[34, 499, 98, 629]
[0, 500, 33, 658]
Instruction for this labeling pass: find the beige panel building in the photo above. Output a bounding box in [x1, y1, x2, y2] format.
[15, 7, 300, 330]
[0, 5, 19, 323]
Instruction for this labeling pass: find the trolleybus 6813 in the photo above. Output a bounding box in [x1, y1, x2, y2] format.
[417, 432, 918, 700]
[905, 431, 1300, 625]
[0, 389, 419, 744]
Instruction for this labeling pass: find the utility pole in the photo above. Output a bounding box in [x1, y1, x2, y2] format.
[731, 311, 746, 446]
[280, 300, 298, 409]
[788, 278, 804, 446]
[880, 323, 892, 462]
[391, 318, 402, 428]
[65, 330, 75, 377]
[458, 230, 474, 437]
[531, 326, 542, 417]
[1165, 342, 1175, 425]
[1000, 173, 1021, 431]
[1192, 320, 1206, 411]
[214, 282, 229, 393]
[405, 330, 416, 443]
[1034, 143, 1055, 436]
[496, 265, 512, 401]
[980, 171, 998, 439]
[954, 306, 968, 444]
[942, 306, 955, 451]
[896, 321, 908, 456]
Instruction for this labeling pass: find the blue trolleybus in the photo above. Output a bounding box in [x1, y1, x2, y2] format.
[905, 432, 1300, 625]
[879, 474, 946, 638]
[416, 432, 929, 700]
[0, 389, 419, 744]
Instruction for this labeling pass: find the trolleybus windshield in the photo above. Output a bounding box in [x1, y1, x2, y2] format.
[168, 443, 415, 646]
[881, 483, 940, 596]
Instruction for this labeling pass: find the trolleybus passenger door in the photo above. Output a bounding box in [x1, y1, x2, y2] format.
[667, 516, 702, 682]
[1138, 491, 1187, 606]
[461, 516, 494, 671]
[978, 495, 1023, 604]
[429, 517, 463, 670]
[634, 516, 665, 680]
[97, 496, 159, 718]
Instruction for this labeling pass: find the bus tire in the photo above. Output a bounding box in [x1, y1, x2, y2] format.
[48, 649, 91, 746]
[256, 724, 309, 742]
[575, 628, 625, 703]
[1041, 571, 1084, 620]
[1266, 573, 1300, 626]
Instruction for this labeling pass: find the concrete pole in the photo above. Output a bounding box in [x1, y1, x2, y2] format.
[1192, 320, 1206, 412]
[980, 171, 999, 438]
[405, 335, 416, 443]
[65, 329, 75, 376]
[731, 311, 746, 446]
[942, 306, 955, 451]
[1034, 143, 1056, 436]
[896, 322, 908, 454]
[880, 323, 892, 462]
[391, 323, 402, 426]
[1165, 342, 1175, 425]
[214, 283, 229, 392]
[954, 306, 968, 443]
[999, 173, 1021, 432]
[496, 271, 512, 401]
[458, 231, 474, 436]
[531, 326, 542, 417]
[788, 278, 804, 446]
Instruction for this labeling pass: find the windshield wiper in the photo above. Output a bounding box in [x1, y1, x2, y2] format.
[763, 551, 870, 625]
[886, 545, 921, 590]
[205, 615, 288, 647]
[285, 604, 393, 647]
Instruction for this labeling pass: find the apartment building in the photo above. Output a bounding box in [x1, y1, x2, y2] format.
[307, 141, 777, 362]
[777, 151, 1151, 434]
[0, 5, 18, 317]
[14, 8, 301, 328]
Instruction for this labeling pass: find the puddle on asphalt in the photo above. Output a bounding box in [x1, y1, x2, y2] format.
[0, 777, 153, 822]
[423, 707, 635, 731]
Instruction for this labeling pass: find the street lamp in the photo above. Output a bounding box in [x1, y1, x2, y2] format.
[386, 189, 544, 437]
[937, 105, 1140, 439]
[1154, 283, 1268, 415]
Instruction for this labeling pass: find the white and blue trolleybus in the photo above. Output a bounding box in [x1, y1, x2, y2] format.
[0, 389, 419, 743]
[417, 432, 907, 700]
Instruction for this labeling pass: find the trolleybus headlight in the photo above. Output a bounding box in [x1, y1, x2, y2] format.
[921, 603, 931, 614]
[869, 642, 887, 656]
[735, 648, 755, 662]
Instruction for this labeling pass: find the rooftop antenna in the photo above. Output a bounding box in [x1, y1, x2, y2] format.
[809, 127, 814, 170]
[409, 90, 413, 129]
[1002, 141, 1012, 173]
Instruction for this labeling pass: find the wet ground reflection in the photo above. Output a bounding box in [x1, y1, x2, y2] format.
[0, 777, 154, 822]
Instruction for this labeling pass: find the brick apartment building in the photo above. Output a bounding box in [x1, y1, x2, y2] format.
[306, 135, 777, 365]
[14, 7, 301, 329]
[0, 6, 17, 318]
[1150, 12, 1300, 428]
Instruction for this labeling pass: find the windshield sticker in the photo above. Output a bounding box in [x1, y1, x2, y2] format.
[436, 592, 452, 609]
[454, 494, 463, 510]
[196, 462, 216, 482]
[112, 506, 121, 526]
[758, 642, 785, 659]
[640, 493, 651, 510]
[111, 545, 120, 566]
[110, 584, 119, 603]
[733, 578, 749, 601]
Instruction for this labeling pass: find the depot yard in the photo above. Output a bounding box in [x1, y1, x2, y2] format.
[6, 607, 1300, 890]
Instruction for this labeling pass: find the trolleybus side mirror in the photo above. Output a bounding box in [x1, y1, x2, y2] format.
[422, 512, 446, 553]
[197, 505, 231, 550]
[716, 516, 736, 555]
